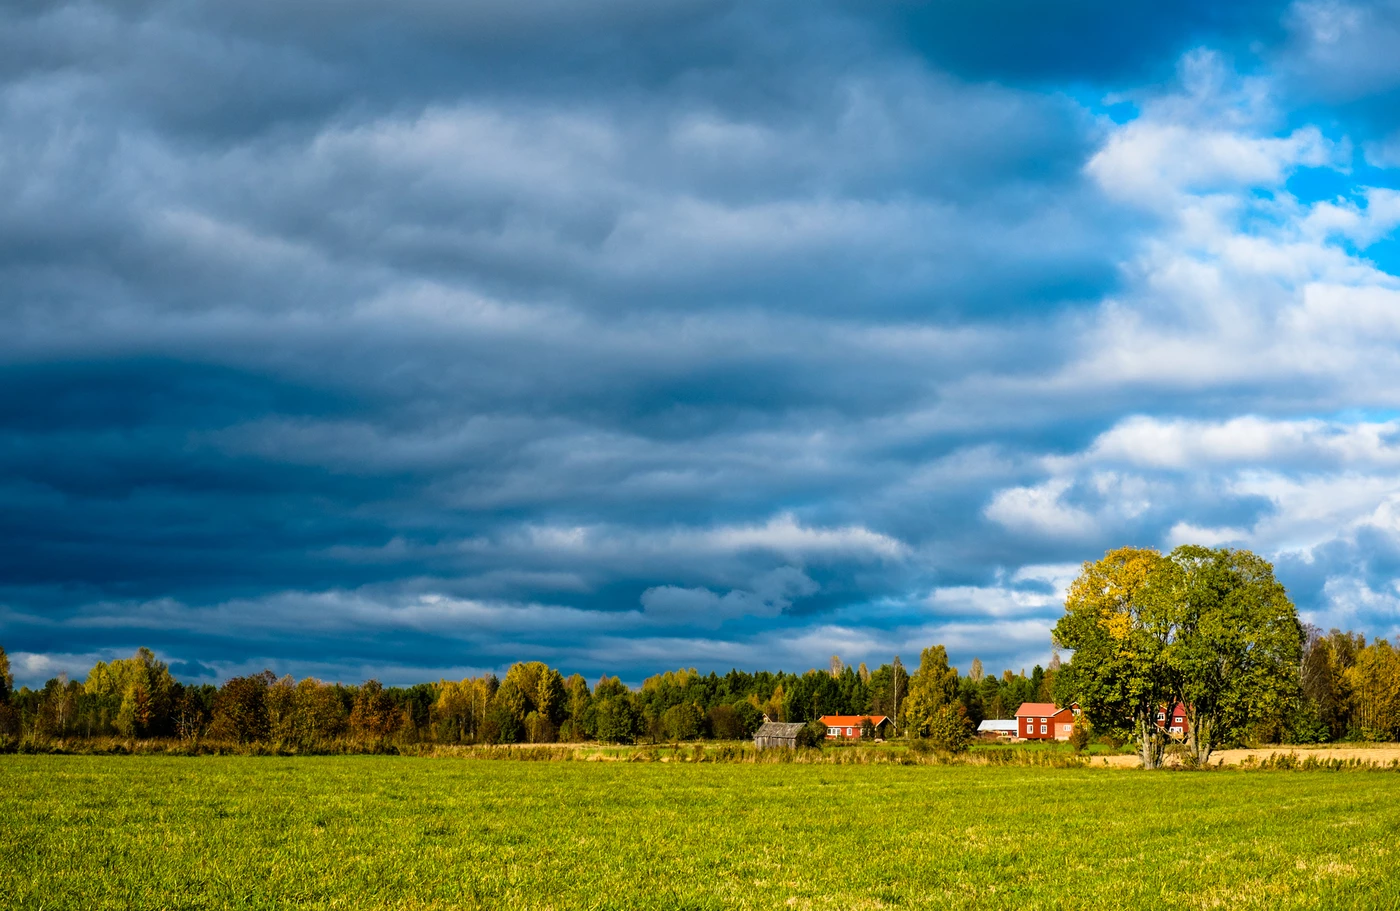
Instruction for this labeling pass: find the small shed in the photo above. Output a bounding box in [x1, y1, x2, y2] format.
[753, 721, 805, 750]
[976, 719, 1018, 740]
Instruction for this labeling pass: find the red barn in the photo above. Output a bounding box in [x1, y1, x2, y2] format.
[1014, 703, 1077, 741]
[819, 715, 890, 740]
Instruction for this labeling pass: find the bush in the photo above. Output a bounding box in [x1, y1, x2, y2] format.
[796, 718, 827, 749]
[924, 705, 972, 754]
[1068, 723, 1091, 753]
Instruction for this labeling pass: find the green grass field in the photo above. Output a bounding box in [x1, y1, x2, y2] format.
[3, 756, 1399, 910]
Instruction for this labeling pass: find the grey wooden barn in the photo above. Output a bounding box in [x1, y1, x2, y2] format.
[753, 721, 805, 750]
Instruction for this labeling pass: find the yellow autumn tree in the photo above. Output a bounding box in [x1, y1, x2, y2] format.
[1053, 547, 1174, 769]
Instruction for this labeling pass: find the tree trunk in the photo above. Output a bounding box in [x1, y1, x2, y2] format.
[1187, 710, 1213, 767]
[1200, 715, 1212, 766]
[1137, 713, 1163, 770]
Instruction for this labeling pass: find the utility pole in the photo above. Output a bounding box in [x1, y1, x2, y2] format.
[892, 655, 901, 738]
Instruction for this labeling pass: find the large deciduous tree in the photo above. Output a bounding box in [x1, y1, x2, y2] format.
[1161, 546, 1302, 764]
[349, 679, 401, 742]
[498, 661, 568, 742]
[593, 694, 641, 744]
[1056, 545, 1303, 769]
[1053, 547, 1175, 769]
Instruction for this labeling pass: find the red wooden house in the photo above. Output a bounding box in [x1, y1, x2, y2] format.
[819, 715, 890, 740]
[1014, 702, 1078, 741]
[1157, 703, 1190, 738]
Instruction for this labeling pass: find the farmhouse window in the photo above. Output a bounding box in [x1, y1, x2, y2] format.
[1039, 724, 1047, 734]
[828, 727, 839, 736]
[846, 728, 853, 736]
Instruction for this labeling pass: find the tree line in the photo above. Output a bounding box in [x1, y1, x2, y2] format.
[2, 545, 1398, 758]
[0, 642, 1053, 751]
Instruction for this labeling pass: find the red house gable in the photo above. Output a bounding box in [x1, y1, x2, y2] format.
[1156, 703, 1190, 737]
[819, 715, 889, 740]
[1013, 703, 1076, 741]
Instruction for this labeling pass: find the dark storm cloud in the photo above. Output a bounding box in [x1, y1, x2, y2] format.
[5, 0, 1400, 687]
[865, 0, 1293, 83]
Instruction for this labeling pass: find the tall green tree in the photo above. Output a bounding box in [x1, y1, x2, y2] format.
[560, 673, 592, 741]
[1160, 546, 1302, 763]
[1300, 628, 1363, 740]
[498, 662, 568, 741]
[902, 645, 967, 742]
[594, 695, 641, 744]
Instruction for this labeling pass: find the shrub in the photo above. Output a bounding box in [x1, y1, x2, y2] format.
[924, 705, 972, 754]
[796, 718, 827, 749]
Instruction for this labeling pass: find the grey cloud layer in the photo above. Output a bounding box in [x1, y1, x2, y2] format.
[4, 0, 1400, 686]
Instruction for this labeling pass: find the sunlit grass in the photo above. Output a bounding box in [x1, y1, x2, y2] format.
[2, 756, 1398, 909]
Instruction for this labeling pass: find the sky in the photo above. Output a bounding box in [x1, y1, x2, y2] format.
[6, 0, 1400, 688]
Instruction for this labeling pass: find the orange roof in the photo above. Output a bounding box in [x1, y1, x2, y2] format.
[1014, 702, 1069, 717]
[819, 715, 889, 726]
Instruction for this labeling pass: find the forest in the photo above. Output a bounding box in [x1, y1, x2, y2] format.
[0, 623, 1397, 752]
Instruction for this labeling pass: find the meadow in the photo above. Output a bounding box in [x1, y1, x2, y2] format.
[3, 756, 1399, 910]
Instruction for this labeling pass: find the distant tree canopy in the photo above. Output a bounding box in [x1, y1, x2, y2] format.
[14, 537, 1396, 757]
[0, 645, 15, 737]
[1054, 545, 1303, 768]
[84, 648, 180, 739]
[0, 644, 12, 703]
[0, 643, 1052, 749]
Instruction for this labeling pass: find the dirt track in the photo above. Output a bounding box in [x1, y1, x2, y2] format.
[1095, 744, 1400, 768]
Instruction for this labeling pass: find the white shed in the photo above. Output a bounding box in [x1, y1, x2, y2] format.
[977, 719, 1018, 739]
